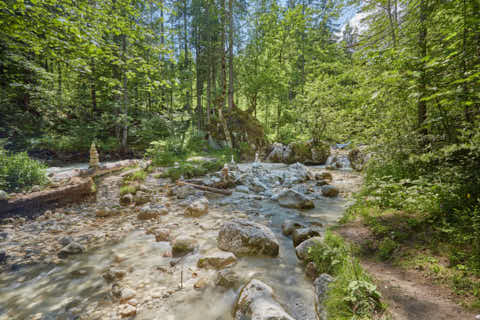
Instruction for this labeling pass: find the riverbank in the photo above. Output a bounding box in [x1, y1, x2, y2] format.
[335, 205, 480, 320]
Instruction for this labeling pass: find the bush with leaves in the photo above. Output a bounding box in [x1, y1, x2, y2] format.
[309, 231, 386, 319]
[0, 149, 47, 192]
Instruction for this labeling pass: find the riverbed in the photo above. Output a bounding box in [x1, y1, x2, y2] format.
[0, 161, 362, 320]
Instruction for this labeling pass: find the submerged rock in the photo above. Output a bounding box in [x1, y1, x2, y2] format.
[234, 279, 295, 320]
[197, 251, 237, 269]
[321, 185, 339, 198]
[281, 220, 305, 236]
[217, 219, 279, 257]
[215, 269, 240, 288]
[58, 242, 85, 258]
[184, 197, 209, 217]
[276, 189, 314, 209]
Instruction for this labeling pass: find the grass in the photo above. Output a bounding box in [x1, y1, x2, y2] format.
[309, 231, 388, 319]
[157, 159, 224, 181]
[123, 168, 147, 183]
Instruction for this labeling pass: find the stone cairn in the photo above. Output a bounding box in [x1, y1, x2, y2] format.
[89, 142, 100, 169]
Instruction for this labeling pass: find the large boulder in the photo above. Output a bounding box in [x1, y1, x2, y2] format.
[234, 279, 295, 320]
[265, 143, 292, 163]
[0, 190, 9, 202]
[266, 140, 329, 165]
[217, 219, 279, 257]
[276, 189, 314, 209]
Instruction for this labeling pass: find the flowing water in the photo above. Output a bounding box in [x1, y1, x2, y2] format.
[0, 162, 359, 320]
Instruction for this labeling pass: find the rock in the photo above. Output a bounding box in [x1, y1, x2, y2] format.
[193, 277, 209, 290]
[153, 229, 170, 242]
[316, 180, 329, 186]
[305, 261, 319, 280]
[234, 279, 295, 320]
[171, 236, 197, 257]
[276, 189, 314, 209]
[321, 185, 339, 197]
[120, 194, 134, 206]
[120, 288, 136, 302]
[292, 228, 321, 246]
[266, 143, 292, 163]
[217, 219, 279, 257]
[197, 251, 237, 269]
[0, 190, 9, 201]
[59, 236, 73, 247]
[295, 236, 323, 260]
[31, 185, 41, 192]
[0, 251, 7, 264]
[134, 191, 150, 205]
[175, 185, 197, 199]
[281, 220, 305, 236]
[235, 185, 250, 194]
[348, 147, 370, 171]
[58, 242, 85, 258]
[95, 208, 111, 217]
[215, 269, 240, 288]
[118, 304, 136, 318]
[137, 205, 160, 220]
[315, 171, 332, 182]
[184, 197, 209, 217]
[103, 268, 127, 282]
[287, 140, 330, 165]
[314, 274, 334, 320]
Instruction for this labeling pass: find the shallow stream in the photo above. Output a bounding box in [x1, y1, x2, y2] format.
[0, 162, 360, 320]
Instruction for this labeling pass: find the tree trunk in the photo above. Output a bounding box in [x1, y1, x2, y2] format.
[121, 34, 128, 152]
[227, 0, 234, 111]
[220, 0, 227, 110]
[417, 0, 428, 134]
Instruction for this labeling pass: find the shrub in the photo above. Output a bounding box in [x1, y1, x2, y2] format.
[309, 231, 386, 319]
[0, 149, 47, 192]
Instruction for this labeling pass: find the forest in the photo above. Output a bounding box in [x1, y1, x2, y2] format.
[1, 0, 480, 319]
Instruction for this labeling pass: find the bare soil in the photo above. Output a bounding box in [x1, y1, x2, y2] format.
[336, 222, 478, 320]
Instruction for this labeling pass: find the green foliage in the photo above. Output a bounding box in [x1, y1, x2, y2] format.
[309, 231, 386, 319]
[378, 238, 398, 261]
[120, 184, 138, 196]
[123, 169, 147, 183]
[0, 149, 47, 192]
[160, 160, 223, 181]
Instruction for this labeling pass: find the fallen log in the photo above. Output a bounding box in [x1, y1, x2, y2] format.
[177, 181, 232, 196]
[0, 177, 95, 217]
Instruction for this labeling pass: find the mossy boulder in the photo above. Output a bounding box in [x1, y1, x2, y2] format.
[207, 107, 266, 161]
[267, 140, 330, 164]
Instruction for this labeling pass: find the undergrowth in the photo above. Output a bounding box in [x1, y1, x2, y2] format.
[0, 149, 47, 193]
[309, 231, 387, 319]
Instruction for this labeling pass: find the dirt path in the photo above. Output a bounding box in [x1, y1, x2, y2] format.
[336, 223, 478, 320]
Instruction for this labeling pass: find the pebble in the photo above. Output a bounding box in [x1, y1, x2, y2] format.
[118, 304, 136, 318]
